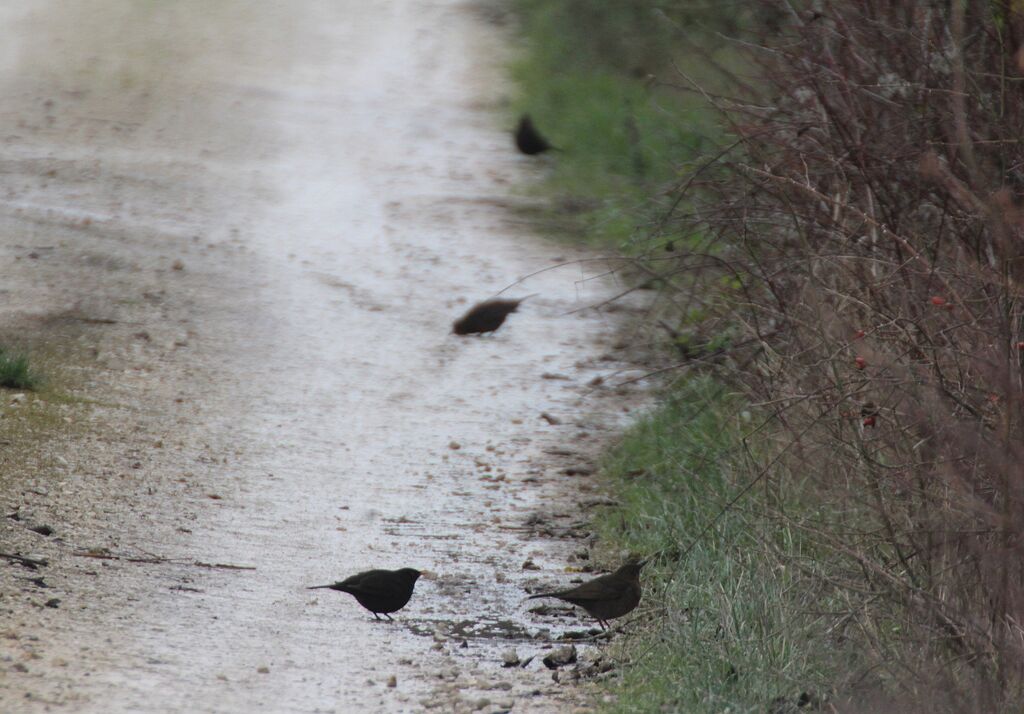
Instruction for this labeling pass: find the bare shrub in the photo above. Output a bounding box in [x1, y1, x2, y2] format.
[655, 1, 1024, 706]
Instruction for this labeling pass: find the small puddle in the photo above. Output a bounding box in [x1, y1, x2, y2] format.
[407, 619, 538, 643]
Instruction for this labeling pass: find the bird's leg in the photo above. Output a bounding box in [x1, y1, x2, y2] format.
[598, 620, 607, 631]
[373, 613, 382, 621]
[385, 613, 394, 622]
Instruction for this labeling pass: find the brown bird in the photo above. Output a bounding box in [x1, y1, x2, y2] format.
[515, 114, 558, 155]
[452, 295, 535, 336]
[309, 568, 421, 621]
[527, 559, 646, 629]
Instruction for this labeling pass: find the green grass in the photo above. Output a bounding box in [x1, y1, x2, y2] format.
[507, 3, 861, 710]
[0, 348, 40, 390]
[509, 0, 733, 249]
[593, 379, 851, 712]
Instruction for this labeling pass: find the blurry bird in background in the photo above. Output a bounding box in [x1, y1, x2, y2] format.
[515, 114, 559, 155]
[452, 295, 535, 335]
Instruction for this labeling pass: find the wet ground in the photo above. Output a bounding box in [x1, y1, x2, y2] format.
[0, 2, 647, 712]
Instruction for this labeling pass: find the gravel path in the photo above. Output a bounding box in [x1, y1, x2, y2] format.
[0, 2, 647, 711]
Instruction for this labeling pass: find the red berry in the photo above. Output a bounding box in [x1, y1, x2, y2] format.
[1017, 341, 1024, 350]
[944, 303, 954, 311]
[854, 356, 866, 369]
[862, 416, 876, 427]
[853, 330, 866, 340]
[931, 296, 946, 306]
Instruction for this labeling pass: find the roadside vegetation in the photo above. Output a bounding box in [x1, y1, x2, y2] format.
[0, 348, 40, 390]
[508, 0, 734, 248]
[510, 0, 1024, 711]
[594, 379, 850, 712]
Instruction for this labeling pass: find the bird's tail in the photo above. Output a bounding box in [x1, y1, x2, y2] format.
[526, 592, 556, 600]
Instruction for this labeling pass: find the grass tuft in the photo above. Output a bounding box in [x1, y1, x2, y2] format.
[0, 349, 40, 390]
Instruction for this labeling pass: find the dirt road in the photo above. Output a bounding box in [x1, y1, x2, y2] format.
[0, 2, 643, 711]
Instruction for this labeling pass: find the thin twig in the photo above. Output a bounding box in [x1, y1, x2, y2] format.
[0, 552, 48, 568]
[72, 550, 255, 571]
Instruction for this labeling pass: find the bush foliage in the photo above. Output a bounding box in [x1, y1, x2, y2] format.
[515, 0, 1024, 709]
